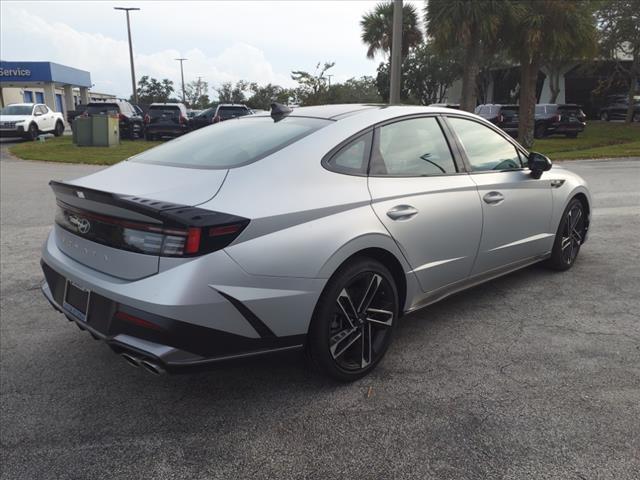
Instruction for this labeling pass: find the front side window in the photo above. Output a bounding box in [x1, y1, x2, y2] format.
[371, 117, 457, 176]
[448, 117, 523, 171]
[131, 116, 330, 169]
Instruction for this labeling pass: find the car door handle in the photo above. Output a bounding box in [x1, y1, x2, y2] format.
[386, 205, 418, 220]
[483, 191, 504, 205]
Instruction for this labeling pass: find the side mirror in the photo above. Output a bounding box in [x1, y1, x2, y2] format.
[34, 111, 43, 117]
[528, 151, 552, 179]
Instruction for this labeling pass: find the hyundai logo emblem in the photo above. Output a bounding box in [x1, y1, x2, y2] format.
[69, 214, 91, 234]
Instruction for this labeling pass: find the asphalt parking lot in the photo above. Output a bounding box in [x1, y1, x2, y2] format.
[1, 142, 639, 479]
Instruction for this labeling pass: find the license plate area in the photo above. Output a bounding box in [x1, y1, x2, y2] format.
[63, 281, 90, 322]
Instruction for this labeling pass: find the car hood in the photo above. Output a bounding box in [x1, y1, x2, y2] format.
[0, 115, 31, 122]
[66, 160, 228, 206]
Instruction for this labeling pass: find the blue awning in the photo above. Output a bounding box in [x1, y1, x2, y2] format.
[0, 61, 91, 87]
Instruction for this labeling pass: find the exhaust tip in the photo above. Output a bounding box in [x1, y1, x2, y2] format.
[140, 359, 166, 376]
[121, 352, 142, 368]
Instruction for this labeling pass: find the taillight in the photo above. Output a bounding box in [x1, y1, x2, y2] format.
[212, 115, 221, 123]
[118, 113, 126, 121]
[81, 111, 89, 117]
[498, 114, 504, 123]
[179, 115, 186, 125]
[55, 202, 249, 257]
[144, 114, 150, 124]
[114, 311, 164, 331]
[553, 114, 561, 123]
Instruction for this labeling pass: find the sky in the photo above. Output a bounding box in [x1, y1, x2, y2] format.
[0, 1, 424, 100]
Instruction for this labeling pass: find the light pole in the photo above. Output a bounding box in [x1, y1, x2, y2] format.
[114, 7, 140, 105]
[175, 58, 187, 103]
[389, 0, 403, 105]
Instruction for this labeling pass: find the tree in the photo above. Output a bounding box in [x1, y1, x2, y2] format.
[215, 81, 248, 104]
[507, 0, 598, 147]
[597, 0, 640, 122]
[134, 76, 175, 105]
[425, 0, 507, 112]
[246, 83, 293, 110]
[403, 43, 463, 105]
[326, 76, 382, 104]
[360, 2, 423, 60]
[291, 61, 335, 105]
[184, 78, 209, 109]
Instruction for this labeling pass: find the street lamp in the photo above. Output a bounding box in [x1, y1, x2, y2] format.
[114, 7, 140, 105]
[175, 58, 187, 103]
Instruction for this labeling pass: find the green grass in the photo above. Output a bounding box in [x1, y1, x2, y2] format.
[8, 120, 640, 165]
[533, 120, 640, 160]
[9, 136, 161, 165]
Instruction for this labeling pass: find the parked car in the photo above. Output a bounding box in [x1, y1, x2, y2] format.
[187, 109, 202, 119]
[143, 103, 189, 140]
[535, 104, 586, 138]
[41, 104, 591, 381]
[0, 103, 65, 140]
[84, 101, 143, 139]
[189, 104, 252, 131]
[475, 104, 519, 136]
[429, 103, 460, 109]
[67, 104, 88, 126]
[599, 95, 640, 122]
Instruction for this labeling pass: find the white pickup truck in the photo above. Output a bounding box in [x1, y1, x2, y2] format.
[0, 103, 66, 140]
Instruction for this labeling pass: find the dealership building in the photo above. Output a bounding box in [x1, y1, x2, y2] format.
[0, 61, 114, 115]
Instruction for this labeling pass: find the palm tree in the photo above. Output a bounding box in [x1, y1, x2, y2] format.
[360, 2, 423, 60]
[425, 0, 508, 112]
[507, 0, 597, 147]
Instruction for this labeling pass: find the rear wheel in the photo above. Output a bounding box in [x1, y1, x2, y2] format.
[565, 132, 578, 138]
[307, 257, 398, 381]
[546, 198, 585, 271]
[144, 132, 155, 141]
[534, 123, 547, 139]
[633, 112, 640, 123]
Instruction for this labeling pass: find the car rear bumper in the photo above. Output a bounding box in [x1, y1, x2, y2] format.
[547, 122, 586, 134]
[144, 125, 189, 137]
[40, 230, 322, 371]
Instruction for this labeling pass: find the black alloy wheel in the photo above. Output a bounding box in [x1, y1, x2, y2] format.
[547, 198, 585, 271]
[308, 257, 398, 381]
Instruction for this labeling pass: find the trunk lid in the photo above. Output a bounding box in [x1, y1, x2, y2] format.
[52, 162, 228, 279]
[148, 105, 182, 126]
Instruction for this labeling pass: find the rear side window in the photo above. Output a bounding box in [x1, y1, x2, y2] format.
[218, 107, 250, 120]
[326, 131, 372, 175]
[448, 117, 523, 171]
[131, 116, 330, 169]
[371, 117, 457, 176]
[149, 106, 181, 117]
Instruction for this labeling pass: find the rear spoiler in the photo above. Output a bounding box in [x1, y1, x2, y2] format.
[49, 180, 241, 228]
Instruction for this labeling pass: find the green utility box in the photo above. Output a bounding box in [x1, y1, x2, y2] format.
[72, 116, 120, 147]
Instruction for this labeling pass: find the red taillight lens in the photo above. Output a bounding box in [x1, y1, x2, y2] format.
[82, 111, 89, 117]
[179, 115, 186, 125]
[498, 114, 504, 123]
[114, 311, 164, 331]
[553, 114, 561, 122]
[144, 114, 150, 124]
[118, 113, 126, 121]
[213, 115, 220, 123]
[184, 227, 202, 254]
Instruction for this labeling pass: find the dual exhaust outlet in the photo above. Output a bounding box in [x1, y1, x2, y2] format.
[121, 352, 166, 375]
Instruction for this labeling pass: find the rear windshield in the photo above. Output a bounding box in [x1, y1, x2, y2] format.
[558, 105, 581, 112]
[1, 105, 32, 115]
[218, 106, 250, 119]
[149, 105, 181, 117]
[87, 104, 119, 115]
[131, 116, 330, 169]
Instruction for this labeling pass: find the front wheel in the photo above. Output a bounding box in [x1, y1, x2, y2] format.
[307, 257, 398, 381]
[53, 121, 64, 137]
[546, 198, 586, 271]
[24, 123, 38, 141]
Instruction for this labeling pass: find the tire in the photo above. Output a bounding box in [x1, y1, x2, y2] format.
[633, 112, 640, 123]
[53, 121, 64, 137]
[546, 198, 586, 271]
[534, 123, 547, 139]
[600, 111, 609, 121]
[306, 257, 399, 382]
[144, 132, 154, 141]
[565, 132, 578, 138]
[24, 123, 38, 141]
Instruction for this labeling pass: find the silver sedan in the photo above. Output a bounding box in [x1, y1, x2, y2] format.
[41, 104, 591, 381]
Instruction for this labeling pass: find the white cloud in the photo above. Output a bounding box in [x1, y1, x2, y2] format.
[1, 6, 298, 98]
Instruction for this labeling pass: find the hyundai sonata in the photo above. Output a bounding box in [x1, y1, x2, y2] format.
[41, 104, 591, 381]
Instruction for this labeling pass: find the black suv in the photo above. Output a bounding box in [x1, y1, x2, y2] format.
[599, 95, 640, 122]
[475, 104, 519, 136]
[189, 104, 252, 132]
[143, 103, 190, 140]
[535, 104, 586, 138]
[84, 101, 143, 139]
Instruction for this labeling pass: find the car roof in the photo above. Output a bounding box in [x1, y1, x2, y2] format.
[7, 103, 36, 107]
[218, 103, 248, 107]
